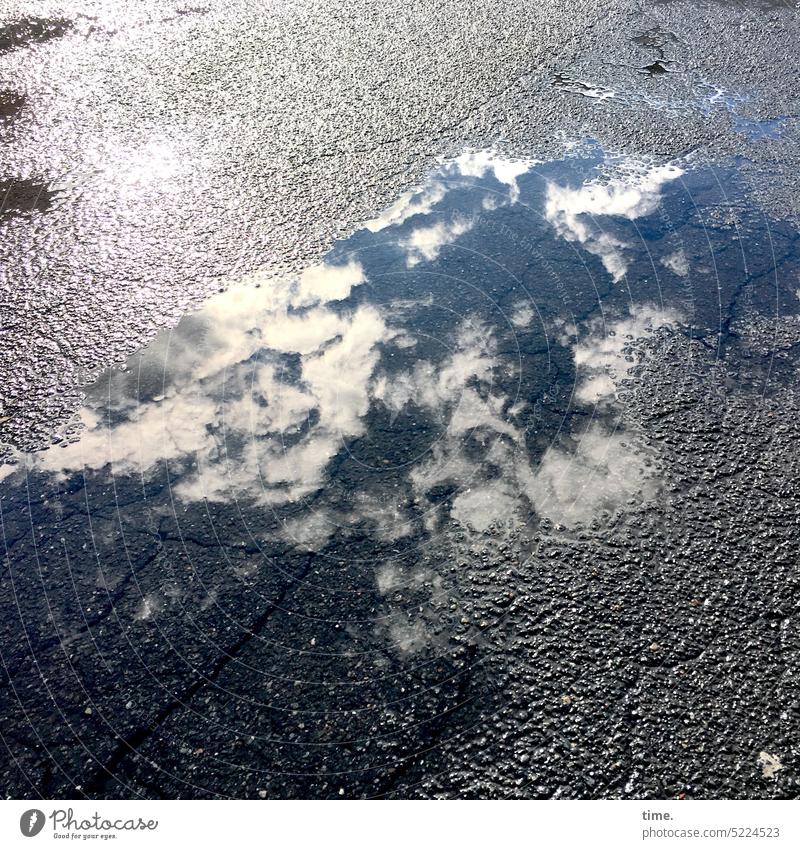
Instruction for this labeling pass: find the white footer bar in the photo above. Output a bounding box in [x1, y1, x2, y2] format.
[2, 799, 797, 848]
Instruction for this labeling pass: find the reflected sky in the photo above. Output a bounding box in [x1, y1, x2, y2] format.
[2, 142, 794, 614]
[2, 141, 798, 803]
[544, 162, 684, 281]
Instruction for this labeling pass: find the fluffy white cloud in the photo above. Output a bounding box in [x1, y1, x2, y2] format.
[294, 259, 364, 306]
[453, 150, 539, 203]
[450, 484, 520, 532]
[401, 217, 473, 266]
[32, 261, 386, 509]
[511, 303, 535, 327]
[521, 425, 659, 527]
[363, 181, 447, 233]
[545, 163, 684, 281]
[363, 148, 538, 235]
[661, 248, 689, 277]
[374, 321, 495, 415]
[573, 304, 681, 406]
[376, 305, 673, 531]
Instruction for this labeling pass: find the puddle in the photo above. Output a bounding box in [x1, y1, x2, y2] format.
[1, 143, 797, 797]
[2, 143, 794, 557]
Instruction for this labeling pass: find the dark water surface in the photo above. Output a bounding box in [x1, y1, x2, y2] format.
[2, 146, 799, 798]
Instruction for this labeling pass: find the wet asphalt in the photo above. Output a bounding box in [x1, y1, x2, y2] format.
[1, 0, 800, 799]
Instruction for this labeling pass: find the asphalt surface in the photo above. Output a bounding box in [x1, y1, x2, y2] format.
[1, 0, 799, 799]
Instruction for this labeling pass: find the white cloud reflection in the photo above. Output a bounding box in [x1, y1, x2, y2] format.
[545, 163, 684, 281]
[29, 260, 389, 507]
[0, 145, 682, 539]
[364, 148, 538, 237]
[373, 304, 674, 531]
[573, 304, 681, 406]
[452, 150, 540, 203]
[521, 304, 680, 525]
[511, 303, 535, 328]
[522, 426, 658, 527]
[401, 217, 474, 267]
[661, 248, 689, 278]
[363, 182, 448, 233]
